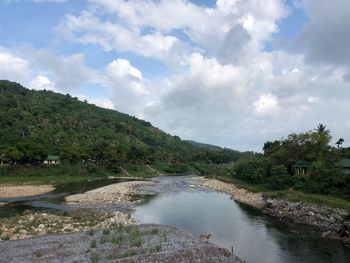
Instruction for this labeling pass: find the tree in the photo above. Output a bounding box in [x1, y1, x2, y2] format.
[6, 147, 23, 162]
[315, 123, 330, 135]
[263, 140, 281, 155]
[336, 138, 345, 148]
[311, 125, 332, 166]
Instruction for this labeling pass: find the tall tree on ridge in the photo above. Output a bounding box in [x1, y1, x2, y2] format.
[336, 138, 345, 148]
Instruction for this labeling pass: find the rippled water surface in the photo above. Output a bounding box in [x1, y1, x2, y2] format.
[133, 190, 350, 263]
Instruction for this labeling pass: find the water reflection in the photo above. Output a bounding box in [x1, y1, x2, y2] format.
[132, 191, 350, 263]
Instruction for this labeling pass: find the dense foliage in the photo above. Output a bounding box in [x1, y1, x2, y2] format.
[0, 80, 240, 170]
[231, 125, 350, 198]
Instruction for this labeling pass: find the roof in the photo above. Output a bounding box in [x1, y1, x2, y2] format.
[336, 159, 350, 168]
[46, 155, 60, 161]
[293, 160, 311, 166]
[0, 154, 9, 161]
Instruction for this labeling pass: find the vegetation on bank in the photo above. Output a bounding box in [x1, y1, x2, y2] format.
[215, 176, 350, 210]
[207, 124, 350, 208]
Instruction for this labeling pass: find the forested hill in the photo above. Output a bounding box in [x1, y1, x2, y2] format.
[0, 80, 240, 165]
[186, 140, 238, 153]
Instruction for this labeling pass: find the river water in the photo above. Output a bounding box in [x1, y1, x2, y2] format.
[132, 177, 350, 263]
[1, 176, 350, 262]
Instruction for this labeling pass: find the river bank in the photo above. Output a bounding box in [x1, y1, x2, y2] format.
[201, 178, 265, 209]
[0, 184, 54, 199]
[202, 177, 350, 244]
[0, 224, 242, 263]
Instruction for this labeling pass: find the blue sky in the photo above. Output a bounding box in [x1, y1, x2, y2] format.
[0, 0, 349, 151]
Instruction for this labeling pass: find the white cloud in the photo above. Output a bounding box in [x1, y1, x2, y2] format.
[253, 94, 278, 114]
[21, 48, 96, 90]
[77, 95, 115, 110]
[107, 59, 142, 81]
[57, 10, 189, 67]
[307, 96, 319, 103]
[0, 49, 29, 82]
[29, 75, 56, 91]
[57, 0, 288, 66]
[103, 59, 151, 117]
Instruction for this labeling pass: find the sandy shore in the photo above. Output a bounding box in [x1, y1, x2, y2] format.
[202, 179, 265, 209]
[0, 184, 54, 199]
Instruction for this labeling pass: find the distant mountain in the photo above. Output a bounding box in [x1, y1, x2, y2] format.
[0, 80, 202, 165]
[186, 140, 238, 152]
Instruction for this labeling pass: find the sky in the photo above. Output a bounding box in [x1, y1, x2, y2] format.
[0, 0, 349, 151]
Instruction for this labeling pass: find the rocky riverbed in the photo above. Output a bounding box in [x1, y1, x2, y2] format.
[201, 179, 265, 209]
[65, 181, 153, 206]
[264, 198, 350, 244]
[0, 223, 243, 263]
[0, 209, 133, 241]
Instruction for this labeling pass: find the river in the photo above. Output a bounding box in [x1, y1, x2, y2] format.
[132, 177, 350, 263]
[1, 176, 350, 262]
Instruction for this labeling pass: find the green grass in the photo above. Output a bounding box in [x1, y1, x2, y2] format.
[87, 229, 95, 236]
[0, 164, 113, 185]
[216, 175, 350, 211]
[265, 189, 350, 211]
[0, 174, 98, 185]
[90, 239, 97, 248]
[118, 249, 137, 258]
[161, 232, 167, 242]
[149, 243, 162, 253]
[100, 235, 110, 244]
[131, 237, 142, 247]
[33, 250, 44, 258]
[215, 176, 268, 192]
[102, 229, 110, 235]
[150, 228, 159, 235]
[91, 252, 100, 263]
[111, 233, 123, 245]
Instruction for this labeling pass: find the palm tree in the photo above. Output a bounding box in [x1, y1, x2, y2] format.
[336, 138, 345, 148]
[315, 123, 330, 135]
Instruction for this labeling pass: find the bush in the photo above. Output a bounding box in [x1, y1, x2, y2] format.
[234, 157, 270, 183]
[294, 165, 348, 196]
[269, 165, 289, 190]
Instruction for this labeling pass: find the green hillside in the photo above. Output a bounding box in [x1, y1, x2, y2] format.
[0, 80, 202, 166]
[0, 80, 240, 172]
[186, 140, 238, 152]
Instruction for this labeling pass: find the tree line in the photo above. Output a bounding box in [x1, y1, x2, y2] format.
[230, 124, 350, 198]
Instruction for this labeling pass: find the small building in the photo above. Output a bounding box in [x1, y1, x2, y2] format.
[0, 155, 9, 166]
[44, 155, 60, 165]
[293, 160, 311, 175]
[336, 159, 350, 176]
